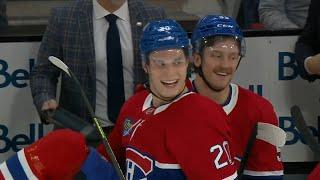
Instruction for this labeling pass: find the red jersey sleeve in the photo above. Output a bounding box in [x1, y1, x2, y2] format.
[245, 98, 283, 178]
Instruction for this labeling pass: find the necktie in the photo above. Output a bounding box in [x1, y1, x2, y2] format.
[105, 14, 125, 123]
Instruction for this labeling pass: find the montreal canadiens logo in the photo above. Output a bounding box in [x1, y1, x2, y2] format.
[126, 148, 153, 179]
[123, 118, 133, 136]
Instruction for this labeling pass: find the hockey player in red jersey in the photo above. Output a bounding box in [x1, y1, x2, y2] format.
[98, 19, 238, 180]
[0, 19, 237, 180]
[190, 15, 284, 179]
[308, 162, 320, 180]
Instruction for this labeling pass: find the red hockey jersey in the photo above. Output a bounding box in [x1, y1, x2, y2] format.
[99, 90, 237, 180]
[224, 84, 283, 178]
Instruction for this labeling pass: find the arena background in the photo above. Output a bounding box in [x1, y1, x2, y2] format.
[0, 30, 318, 178]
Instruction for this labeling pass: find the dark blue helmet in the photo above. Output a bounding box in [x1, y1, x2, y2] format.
[140, 19, 190, 61]
[191, 15, 245, 56]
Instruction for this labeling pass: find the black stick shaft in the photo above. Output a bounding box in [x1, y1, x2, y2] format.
[291, 105, 320, 159]
[69, 71, 125, 180]
[238, 123, 258, 179]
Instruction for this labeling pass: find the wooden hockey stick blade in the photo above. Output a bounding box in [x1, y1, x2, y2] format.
[256, 122, 286, 147]
[290, 105, 320, 156]
[239, 123, 285, 179]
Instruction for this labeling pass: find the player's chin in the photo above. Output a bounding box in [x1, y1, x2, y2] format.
[210, 82, 229, 92]
[212, 77, 231, 89]
[162, 89, 179, 98]
[161, 86, 184, 99]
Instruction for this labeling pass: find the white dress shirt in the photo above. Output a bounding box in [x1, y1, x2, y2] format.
[93, 0, 134, 126]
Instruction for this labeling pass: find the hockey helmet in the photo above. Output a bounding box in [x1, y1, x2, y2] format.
[140, 19, 190, 61]
[191, 15, 245, 56]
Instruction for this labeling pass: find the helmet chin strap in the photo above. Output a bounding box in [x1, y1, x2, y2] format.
[144, 82, 187, 105]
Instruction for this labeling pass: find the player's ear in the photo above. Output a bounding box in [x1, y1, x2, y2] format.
[142, 62, 149, 73]
[193, 53, 202, 68]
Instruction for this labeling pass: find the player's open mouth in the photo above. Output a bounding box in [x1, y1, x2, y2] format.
[216, 72, 228, 76]
[161, 80, 179, 87]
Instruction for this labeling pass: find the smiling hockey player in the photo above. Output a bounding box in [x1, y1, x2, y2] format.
[98, 19, 238, 180]
[191, 15, 284, 179]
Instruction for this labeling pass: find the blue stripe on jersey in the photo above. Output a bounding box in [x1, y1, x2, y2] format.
[126, 147, 186, 180]
[221, 85, 232, 106]
[242, 175, 283, 180]
[6, 153, 28, 180]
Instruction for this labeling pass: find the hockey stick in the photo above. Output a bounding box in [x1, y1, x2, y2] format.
[44, 107, 100, 142]
[48, 56, 125, 180]
[238, 122, 286, 179]
[290, 105, 320, 158]
[237, 123, 257, 179]
[256, 122, 286, 147]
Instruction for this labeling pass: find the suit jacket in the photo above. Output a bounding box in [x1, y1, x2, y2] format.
[0, 0, 7, 29]
[295, 0, 320, 82]
[30, 0, 166, 122]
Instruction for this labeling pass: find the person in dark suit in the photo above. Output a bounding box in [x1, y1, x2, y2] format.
[0, 0, 7, 29]
[295, 0, 320, 81]
[294, 1, 320, 178]
[30, 0, 166, 129]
